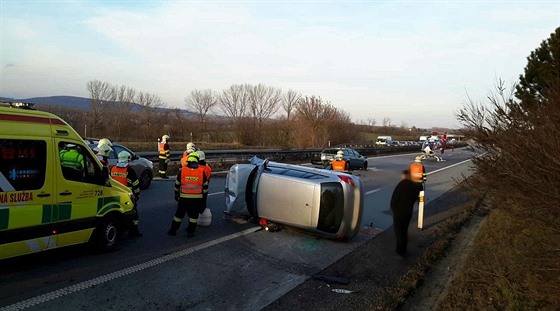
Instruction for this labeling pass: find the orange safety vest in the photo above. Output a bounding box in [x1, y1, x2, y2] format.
[180, 151, 189, 167]
[180, 167, 205, 199]
[332, 159, 347, 171]
[111, 166, 128, 186]
[159, 142, 168, 159]
[410, 162, 424, 183]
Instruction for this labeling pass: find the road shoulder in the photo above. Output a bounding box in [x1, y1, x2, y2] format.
[263, 186, 479, 311]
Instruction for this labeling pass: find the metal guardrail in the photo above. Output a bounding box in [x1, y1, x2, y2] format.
[135, 144, 451, 164]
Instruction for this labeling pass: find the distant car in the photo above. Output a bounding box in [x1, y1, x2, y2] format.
[225, 159, 364, 239]
[84, 138, 154, 189]
[376, 135, 393, 145]
[320, 147, 368, 170]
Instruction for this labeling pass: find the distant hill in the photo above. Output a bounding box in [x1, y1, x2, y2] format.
[1, 95, 195, 115]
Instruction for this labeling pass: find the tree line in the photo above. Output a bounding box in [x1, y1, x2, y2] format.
[37, 80, 419, 148]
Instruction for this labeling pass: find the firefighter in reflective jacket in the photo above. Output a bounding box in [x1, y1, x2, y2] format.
[331, 150, 347, 171]
[180, 142, 196, 167]
[168, 152, 207, 238]
[96, 143, 112, 168]
[409, 156, 427, 183]
[158, 134, 171, 178]
[198, 151, 212, 208]
[111, 151, 142, 237]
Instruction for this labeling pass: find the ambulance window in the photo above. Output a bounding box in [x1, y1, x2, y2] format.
[0, 139, 47, 191]
[58, 142, 100, 184]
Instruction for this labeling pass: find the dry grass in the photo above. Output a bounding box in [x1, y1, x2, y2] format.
[372, 198, 486, 310]
[437, 208, 560, 310]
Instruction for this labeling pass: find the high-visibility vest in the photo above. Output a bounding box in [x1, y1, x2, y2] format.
[60, 149, 84, 170]
[159, 142, 168, 159]
[201, 164, 212, 194]
[410, 162, 424, 183]
[179, 167, 204, 199]
[111, 166, 128, 186]
[180, 151, 189, 167]
[332, 159, 346, 171]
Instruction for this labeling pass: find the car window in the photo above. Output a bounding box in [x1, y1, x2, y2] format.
[322, 149, 339, 155]
[112, 146, 125, 159]
[58, 142, 100, 184]
[0, 139, 47, 191]
[267, 166, 328, 179]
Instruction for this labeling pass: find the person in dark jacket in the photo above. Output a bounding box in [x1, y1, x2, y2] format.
[390, 170, 424, 256]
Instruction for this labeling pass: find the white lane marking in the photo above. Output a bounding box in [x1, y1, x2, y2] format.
[365, 188, 381, 195]
[1, 227, 260, 311]
[208, 191, 225, 196]
[427, 158, 473, 175]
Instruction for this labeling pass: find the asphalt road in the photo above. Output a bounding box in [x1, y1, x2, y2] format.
[0, 148, 476, 311]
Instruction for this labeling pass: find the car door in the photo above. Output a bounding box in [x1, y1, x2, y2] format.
[0, 137, 54, 257]
[54, 140, 104, 242]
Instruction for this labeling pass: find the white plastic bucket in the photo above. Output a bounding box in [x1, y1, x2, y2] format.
[198, 208, 212, 227]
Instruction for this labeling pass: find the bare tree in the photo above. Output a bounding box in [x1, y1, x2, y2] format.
[294, 96, 338, 147]
[400, 120, 408, 129]
[367, 118, 377, 127]
[186, 89, 218, 141]
[282, 89, 301, 121]
[137, 92, 166, 141]
[248, 84, 282, 127]
[382, 116, 392, 127]
[87, 80, 115, 136]
[219, 84, 250, 143]
[113, 85, 137, 140]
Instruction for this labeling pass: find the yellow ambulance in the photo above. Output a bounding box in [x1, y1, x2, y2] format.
[0, 102, 136, 260]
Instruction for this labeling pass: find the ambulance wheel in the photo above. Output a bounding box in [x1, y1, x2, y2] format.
[96, 215, 121, 252]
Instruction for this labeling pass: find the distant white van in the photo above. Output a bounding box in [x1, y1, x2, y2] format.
[419, 135, 429, 142]
[376, 136, 393, 145]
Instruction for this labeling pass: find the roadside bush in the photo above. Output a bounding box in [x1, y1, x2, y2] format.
[450, 27, 560, 308]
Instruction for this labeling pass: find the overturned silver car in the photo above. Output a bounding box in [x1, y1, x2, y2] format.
[225, 158, 364, 239]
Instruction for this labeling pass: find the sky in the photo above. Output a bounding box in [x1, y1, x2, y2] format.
[1, 0, 559, 128]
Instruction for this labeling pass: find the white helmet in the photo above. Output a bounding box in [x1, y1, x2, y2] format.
[336, 150, 344, 158]
[162, 134, 170, 142]
[97, 143, 113, 157]
[186, 142, 196, 152]
[118, 151, 131, 163]
[97, 138, 113, 148]
[198, 150, 206, 161]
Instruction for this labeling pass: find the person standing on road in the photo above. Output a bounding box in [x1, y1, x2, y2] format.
[390, 167, 424, 256]
[180, 142, 197, 167]
[197, 151, 212, 209]
[331, 150, 347, 171]
[96, 143, 113, 168]
[158, 134, 171, 178]
[168, 152, 207, 238]
[111, 151, 143, 237]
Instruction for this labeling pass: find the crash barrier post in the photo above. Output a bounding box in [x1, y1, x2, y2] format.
[418, 190, 425, 230]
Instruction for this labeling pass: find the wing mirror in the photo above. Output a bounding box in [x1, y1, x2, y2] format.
[100, 166, 110, 185]
[132, 154, 139, 160]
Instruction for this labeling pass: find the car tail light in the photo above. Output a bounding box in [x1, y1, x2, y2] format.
[338, 175, 355, 187]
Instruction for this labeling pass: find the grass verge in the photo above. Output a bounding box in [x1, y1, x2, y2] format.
[436, 207, 560, 310]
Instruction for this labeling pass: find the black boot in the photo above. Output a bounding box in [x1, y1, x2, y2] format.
[167, 220, 180, 236]
[186, 222, 197, 238]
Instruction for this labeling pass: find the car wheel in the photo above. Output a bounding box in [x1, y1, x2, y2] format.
[139, 170, 152, 190]
[95, 214, 121, 252]
[363, 161, 368, 170]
